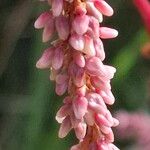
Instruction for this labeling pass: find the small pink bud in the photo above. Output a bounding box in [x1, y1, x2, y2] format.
[100, 125, 111, 134]
[89, 16, 100, 38]
[56, 105, 70, 123]
[94, 0, 114, 16]
[69, 63, 85, 87]
[75, 5, 87, 15]
[70, 144, 80, 150]
[52, 0, 63, 17]
[58, 116, 72, 138]
[69, 33, 84, 51]
[86, 57, 106, 76]
[55, 82, 68, 96]
[55, 16, 70, 40]
[75, 122, 87, 140]
[99, 27, 118, 39]
[86, 92, 106, 108]
[91, 76, 111, 91]
[86, 2, 103, 22]
[104, 65, 116, 79]
[95, 114, 111, 127]
[42, 18, 54, 42]
[72, 14, 89, 35]
[94, 38, 105, 61]
[73, 51, 85, 68]
[88, 101, 106, 115]
[73, 96, 88, 119]
[100, 90, 115, 105]
[83, 35, 96, 56]
[36, 47, 54, 69]
[52, 47, 64, 70]
[34, 12, 51, 29]
[108, 144, 120, 150]
[76, 85, 87, 97]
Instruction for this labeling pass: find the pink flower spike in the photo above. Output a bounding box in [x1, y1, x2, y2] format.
[55, 16, 70, 40]
[73, 96, 88, 119]
[36, 47, 53, 69]
[52, 47, 64, 70]
[52, 0, 63, 17]
[42, 19, 54, 42]
[72, 14, 89, 35]
[69, 34, 84, 51]
[34, 12, 51, 29]
[100, 27, 118, 39]
[58, 116, 72, 138]
[94, 0, 114, 16]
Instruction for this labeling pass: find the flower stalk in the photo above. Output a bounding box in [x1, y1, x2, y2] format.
[35, 0, 119, 149]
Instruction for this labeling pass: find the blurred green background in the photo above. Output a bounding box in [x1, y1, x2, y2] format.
[0, 0, 150, 150]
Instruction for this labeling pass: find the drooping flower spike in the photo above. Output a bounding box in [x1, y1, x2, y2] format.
[35, 0, 119, 149]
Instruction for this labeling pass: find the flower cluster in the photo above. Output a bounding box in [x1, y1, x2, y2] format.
[115, 111, 150, 150]
[35, 0, 119, 149]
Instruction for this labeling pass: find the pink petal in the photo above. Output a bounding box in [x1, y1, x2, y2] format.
[73, 52, 85, 68]
[75, 122, 87, 140]
[42, 18, 54, 42]
[72, 14, 89, 35]
[52, 47, 64, 70]
[55, 16, 70, 40]
[85, 57, 106, 76]
[94, 38, 105, 61]
[86, 2, 103, 22]
[69, 33, 84, 51]
[56, 105, 70, 123]
[99, 27, 118, 39]
[94, 0, 114, 16]
[58, 116, 72, 138]
[36, 47, 54, 69]
[34, 12, 52, 29]
[52, 0, 63, 17]
[100, 90, 115, 105]
[73, 96, 88, 119]
[89, 16, 100, 38]
[56, 74, 68, 84]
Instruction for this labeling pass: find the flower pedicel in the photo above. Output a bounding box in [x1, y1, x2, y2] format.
[35, 0, 119, 149]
